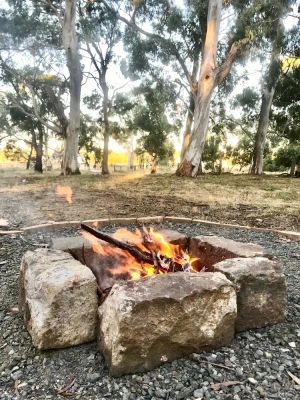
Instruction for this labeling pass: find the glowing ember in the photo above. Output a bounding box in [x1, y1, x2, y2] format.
[82, 227, 198, 280]
[56, 185, 73, 204]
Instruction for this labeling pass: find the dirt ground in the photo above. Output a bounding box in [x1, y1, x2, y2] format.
[0, 168, 299, 231]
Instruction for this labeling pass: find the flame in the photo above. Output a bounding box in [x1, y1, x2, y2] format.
[56, 185, 73, 204]
[82, 227, 197, 280]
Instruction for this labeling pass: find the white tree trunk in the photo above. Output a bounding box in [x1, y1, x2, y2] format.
[62, 0, 82, 175]
[176, 0, 222, 177]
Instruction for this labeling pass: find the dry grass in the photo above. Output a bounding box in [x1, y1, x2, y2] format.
[0, 168, 299, 230]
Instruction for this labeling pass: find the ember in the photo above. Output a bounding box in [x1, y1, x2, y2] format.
[81, 223, 198, 280]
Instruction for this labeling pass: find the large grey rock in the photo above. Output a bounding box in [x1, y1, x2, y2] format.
[189, 235, 267, 269]
[19, 248, 98, 349]
[214, 257, 286, 332]
[51, 236, 93, 251]
[98, 272, 237, 376]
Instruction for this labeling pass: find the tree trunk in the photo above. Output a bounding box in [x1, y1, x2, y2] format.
[26, 142, 33, 170]
[290, 159, 296, 177]
[180, 95, 195, 161]
[62, 0, 82, 175]
[250, 20, 283, 175]
[177, 0, 222, 177]
[180, 43, 200, 161]
[31, 126, 43, 173]
[250, 86, 276, 175]
[151, 157, 158, 174]
[101, 85, 110, 175]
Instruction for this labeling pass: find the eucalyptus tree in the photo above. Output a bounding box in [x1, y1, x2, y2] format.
[250, 0, 293, 175]
[132, 79, 179, 173]
[32, 0, 82, 174]
[0, 58, 69, 171]
[80, 0, 125, 174]
[109, 0, 273, 176]
[110, 0, 205, 165]
[0, 0, 77, 173]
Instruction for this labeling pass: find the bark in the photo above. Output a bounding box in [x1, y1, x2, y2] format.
[295, 164, 300, 178]
[177, 0, 223, 177]
[101, 85, 110, 175]
[62, 0, 82, 175]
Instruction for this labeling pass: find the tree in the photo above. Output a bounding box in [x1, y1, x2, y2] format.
[61, 0, 82, 174]
[81, 0, 124, 174]
[0, 56, 69, 172]
[250, 1, 290, 175]
[176, 0, 263, 176]
[0, 0, 73, 173]
[133, 80, 177, 173]
[275, 145, 300, 176]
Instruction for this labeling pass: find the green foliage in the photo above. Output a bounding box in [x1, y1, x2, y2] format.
[133, 80, 177, 162]
[202, 135, 223, 172]
[275, 144, 300, 169]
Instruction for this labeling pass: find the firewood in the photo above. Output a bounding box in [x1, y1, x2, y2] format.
[80, 223, 190, 272]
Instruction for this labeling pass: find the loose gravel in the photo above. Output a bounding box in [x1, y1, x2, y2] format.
[0, 223, 299, 400]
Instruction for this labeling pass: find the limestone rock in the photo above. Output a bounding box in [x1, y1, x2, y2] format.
[98, 272, 237, 376]
[214, 257, 286, 331]
[189, 235, 267, 269]
[19, 248, 98, 349]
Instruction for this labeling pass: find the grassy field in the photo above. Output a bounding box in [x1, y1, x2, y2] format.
[0, 168, 299, 230]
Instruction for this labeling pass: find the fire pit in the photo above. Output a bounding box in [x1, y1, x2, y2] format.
[19, 221, 287, 376]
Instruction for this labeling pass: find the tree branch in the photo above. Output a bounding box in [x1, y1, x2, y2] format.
[215, 42, 239, 84]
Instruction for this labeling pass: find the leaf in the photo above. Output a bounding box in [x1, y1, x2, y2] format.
[211, 381, 242, 391]
[287, 371, 300, 385]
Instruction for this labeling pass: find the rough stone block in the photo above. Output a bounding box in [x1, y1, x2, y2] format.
[189, 235, 267, 269]
[51, 236, 92, 251]
[214, 257, 286, 331]
[98, 272, 237, 376]
[19, 249, 98, 349]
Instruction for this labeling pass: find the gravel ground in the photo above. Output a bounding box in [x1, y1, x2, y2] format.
[0, 223, 299, 400]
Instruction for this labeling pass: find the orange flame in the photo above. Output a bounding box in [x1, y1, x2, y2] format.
[56, 185, 73, 204]
[82, 227, 197, 280]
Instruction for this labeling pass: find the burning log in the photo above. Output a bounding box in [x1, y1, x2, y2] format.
[80, 223, 192, 273]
